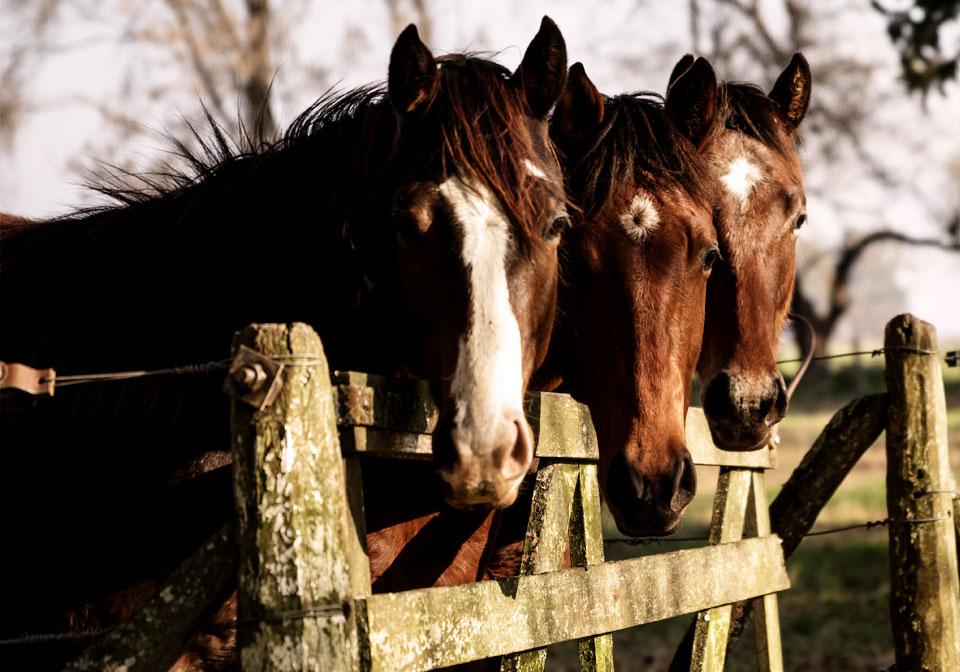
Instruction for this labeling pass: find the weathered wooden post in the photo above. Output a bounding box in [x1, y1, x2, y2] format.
[884, 313, 960, 671]
[229, 323, 359, 671]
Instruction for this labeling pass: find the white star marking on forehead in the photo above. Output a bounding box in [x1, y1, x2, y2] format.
[721, 156, 762, 201]
[620, 192, 660, 243]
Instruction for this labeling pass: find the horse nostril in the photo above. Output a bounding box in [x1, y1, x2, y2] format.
[763, 377, 789, 426]
[673, 450, 697, 511]
[499, 417, 533, 481]
[757, 394, 775, 423]
[606, 451, 643, 503]
[702, 372, 735, 419]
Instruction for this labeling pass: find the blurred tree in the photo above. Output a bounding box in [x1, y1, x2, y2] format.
[2, 0, 296, 143]
[1, 0, 434, 182]
[690, 0, 960, 356]
[873, 0, 960, 95]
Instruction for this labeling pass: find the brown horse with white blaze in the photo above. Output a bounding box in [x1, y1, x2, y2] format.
[0, 18, 568, 668]
[540, 58, 721, 537]
[387, 21, 569, 506]
[668, 54, 812, 451]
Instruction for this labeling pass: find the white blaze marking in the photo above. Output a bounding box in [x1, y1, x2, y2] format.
[438, 176, 524, 453]
[721, 156, 762, 201]
[524, 158, 548, 180]
[620, 192, 660, 243]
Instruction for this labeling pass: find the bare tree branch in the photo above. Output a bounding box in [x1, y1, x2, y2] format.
[793, 227, 960, 354]
[164, 0, 228, 119]
[242, 0, 276, 137]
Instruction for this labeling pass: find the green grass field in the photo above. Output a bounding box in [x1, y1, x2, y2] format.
[547, 355, 960, 671]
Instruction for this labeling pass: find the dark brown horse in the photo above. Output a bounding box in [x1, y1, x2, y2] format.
[172, 53, 731, 672]
[0, 18, 568, 668]
[668, 55, 812, 451]
[524, 59, 721, 539]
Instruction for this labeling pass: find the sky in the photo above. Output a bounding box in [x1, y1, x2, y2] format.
[1, 0, 958, 342]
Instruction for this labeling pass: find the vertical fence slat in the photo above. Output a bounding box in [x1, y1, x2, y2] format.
[745, 472, 784, 672]
[500, 461, 580, 672]
[66, 524, 236, 672]
[230, 323, 359, 671]
[570, 464, 615, 672]
[689, 468, 752, 672]
[884, 314, 960, 672]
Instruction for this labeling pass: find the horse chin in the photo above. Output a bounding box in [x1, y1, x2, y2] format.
[708, 424, 773, 452]
[609, 505, 684, 539]
[440, 478, 521, 511]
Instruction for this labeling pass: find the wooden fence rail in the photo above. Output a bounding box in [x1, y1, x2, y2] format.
[222, 322, 788, 672]
[68, 313, 958, 671]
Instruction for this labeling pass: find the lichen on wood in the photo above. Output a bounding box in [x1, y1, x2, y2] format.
[672, 392, 889, 670]
[66, 524, 236, 672]
[884, 314, 960, 672]
[363, 536, 788, 672]
[231, 323, 359, 671]
[571, 464, 614, 672]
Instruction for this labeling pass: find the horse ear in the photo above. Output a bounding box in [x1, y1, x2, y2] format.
[668, 54, 696, 90]
[769, 53, 811, 130]
[552, 62, 604, 147]
[388, 24, 438, 116]
[514, 16, 568, 118]
[665, 56, 718, 148]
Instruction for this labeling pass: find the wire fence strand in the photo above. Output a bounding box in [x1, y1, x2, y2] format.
[604, 510, 955, 547]
[13, 344, 944, 393]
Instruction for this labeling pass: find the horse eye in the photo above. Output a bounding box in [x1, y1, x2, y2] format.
[546, 216, 570, 241]
[393, 213, 422, 242]
[700, 244, 721, 271]
[794, 213, 807, 231]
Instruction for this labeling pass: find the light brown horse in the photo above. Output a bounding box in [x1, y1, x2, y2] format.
[669, 55, 812, 451]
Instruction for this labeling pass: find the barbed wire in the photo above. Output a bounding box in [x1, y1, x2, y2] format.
[52, 359, 232, 388]
[2, 341, 954, 398]
[605, 508, 955, 547]
[776, 345, 940, 365]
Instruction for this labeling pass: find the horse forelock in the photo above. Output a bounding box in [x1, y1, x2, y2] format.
[719, 82, 797, 160]
[428, 54, 563, 249]
[564, 93, 716, 223]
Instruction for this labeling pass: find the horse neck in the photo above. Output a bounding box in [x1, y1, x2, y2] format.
[0, 101, 407, 374]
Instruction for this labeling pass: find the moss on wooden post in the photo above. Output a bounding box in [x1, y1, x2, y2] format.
[500, 460, 580, 672]
[364, 537, 788, 671]
[687, 468, 753, 672]
[744, 473, 783, 672]
[884, 314, 960, 672]
[710, 393, 890, 662]
[570, 464, 614, 672]
[230, 323, 359, 671]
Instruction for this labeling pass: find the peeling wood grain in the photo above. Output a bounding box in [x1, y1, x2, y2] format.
[571, 465, 614, 672]
[363, 536, 789, 672]
[746, 473, 784, 672]
[884, 314, 960, 672]
[711, 392, 891, 663]
[66, 524, 236, 672]
[231, 323, 359, 671]
[688, 469, 753, 672]
[334, 376, 773, 468]
[500, 462, 579, 672]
